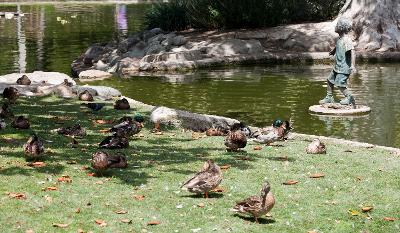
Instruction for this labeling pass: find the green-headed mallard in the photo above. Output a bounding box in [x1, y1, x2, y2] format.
[63, 79, 73, 87]
[55, 124, 86, 138]
[16, 75, 31, 85]
[306, 138, 326, 154]
[78, 90, 94, 102]
[11, 116, 30, 129]
[253, 119, 292, 145]
[111, 113, 144, 137]
[232, 180, 275, 223]
[181, 160, 222, 198]
[23, 134, 44, 159]
[107, 152, 128, 168]
[225, 123, 247, 152]
[92, 151, 109, 174]
[99, 135, 129, 149]
[3, 87, 19, 104]
[114, 98, 130, 110]
[0, 103, 14, 119]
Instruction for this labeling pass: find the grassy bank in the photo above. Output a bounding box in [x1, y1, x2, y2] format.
[0, 96, 399, 232]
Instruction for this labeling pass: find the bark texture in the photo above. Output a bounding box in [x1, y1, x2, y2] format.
[339, 0, 400, 51]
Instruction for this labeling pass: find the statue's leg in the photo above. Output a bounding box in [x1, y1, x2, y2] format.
[339, 87, 355, 106]
[319, 80, 335, 104]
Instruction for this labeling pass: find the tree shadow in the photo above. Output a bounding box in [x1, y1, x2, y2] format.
[233, 214, 276, 224]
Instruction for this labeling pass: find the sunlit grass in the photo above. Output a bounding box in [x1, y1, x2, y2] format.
[0, 96, 399, 232]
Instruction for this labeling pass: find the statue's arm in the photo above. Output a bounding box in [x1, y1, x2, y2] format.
[329, 47, 336, 56]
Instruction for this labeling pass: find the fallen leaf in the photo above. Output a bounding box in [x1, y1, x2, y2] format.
[52, 223, 69, 228]
[95, 219, 107, 227]
[309, 173, 325, 178]
[57, 175, 72, 183]
[154, 132, 163, 135]
[66, 160, 77, 164]
[77, 229, 84, 233]
[46, 186, 58, 191]
[133, 195, 145, 201]
[197, 203, 205, 208]
[383, 217, 396, 221]
[253, 145, 263, 150]
[220, 165, 231, 170]
[211, 187, 225, 193]
[361, 206, 373, 212]
[115, 210, 127, 214]
[120, 219, 132, 224]
[93, 119, 113, 124]
[356, 176, 362, 181]
[8, 192, 26, 199]
[348, 209, 360, 216]
[99, 129, 109, 133]
[283, 180, 299, 185]
[27, 162, 46, 167]
[87, 173, 95, 177]
[147, 221, 161, 225]
[308, 231, 318, 233]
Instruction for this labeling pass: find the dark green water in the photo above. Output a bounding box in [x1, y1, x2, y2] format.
[1, 3, 400, 147]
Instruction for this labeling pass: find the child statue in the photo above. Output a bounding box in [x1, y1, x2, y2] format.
[319, 17, 356, 106]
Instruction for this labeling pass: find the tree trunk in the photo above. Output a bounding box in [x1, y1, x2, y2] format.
[338, 0, 400, 51]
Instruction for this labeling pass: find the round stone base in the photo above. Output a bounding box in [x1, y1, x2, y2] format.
[309, 104, 371, 115]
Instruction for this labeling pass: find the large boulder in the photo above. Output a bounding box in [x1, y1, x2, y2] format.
[78, 69, 112, 80]
[0, 71, 75, 85]
[75, 85, 121, 99]
[207, 39, 264, 57]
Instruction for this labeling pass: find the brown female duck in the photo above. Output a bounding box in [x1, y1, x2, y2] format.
[11, 116, 30, 129]
[78, 90, 94, 102]
[23, 134, 44, 159]
[91, 151, 109, 174]
[99, 135, 129, 149]
[55, 124, 86, 138]
[224, 123, 247, 152]
[0, 103, 14, 119]
[107, 152, 128, 168]
[3, 87, 19, 104]
[16, 75, 31, 85]
[114, 98, 130, 110]
[306, 138, 326, 154]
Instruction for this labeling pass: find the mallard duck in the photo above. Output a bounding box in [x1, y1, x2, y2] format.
[16, 75, 31, 85]
[92, 151, 109, 174]
[78, 90, 94, 102]
[232, 180, 275, 223]
[181, 160, 222, 198]
[225, 123, 247, 152]
[206, 127, 228, 136]
[23, 134, 44, 159]
[99, 135, 129, 149]
[117, 116, 133, 124]
[3, 87, 19, 104]
[306, 138, 326, 154]
[55, 124, 86, 138]
[107, 152, 128, 168]
[81, 103, 105, 111]
[253, 119, 292, 145]
[114, 98, 130, 110]
[63, 79, 74, 87]
[11, 116, 30, 129]
[111, 114, 144, 137]
[0, 118, 6, 130]
[0, 103, 14, 118]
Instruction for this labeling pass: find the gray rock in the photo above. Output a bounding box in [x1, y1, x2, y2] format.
[84, 45, 106, 62]
[145, 41, 166, 55]
[207, 39, 263, 57]
[172, 35, 187, 46]
[95, 60, 109, 71]
[0, 71, 75, 85]
[78, 70, 112, 80]
[149, 28, 163, 35]
[75, 85, 121, 99]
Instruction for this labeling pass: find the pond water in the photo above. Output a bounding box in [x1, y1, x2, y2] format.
[1, 3, 399, 148]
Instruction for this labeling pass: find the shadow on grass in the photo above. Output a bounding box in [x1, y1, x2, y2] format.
[181, 192, 224, 199]
[233, 214, 276, 224]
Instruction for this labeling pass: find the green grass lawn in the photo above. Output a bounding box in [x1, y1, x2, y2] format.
[0, 96, 399, 233]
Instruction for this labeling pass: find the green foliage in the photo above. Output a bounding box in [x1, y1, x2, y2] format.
[145, 0, 346, 31]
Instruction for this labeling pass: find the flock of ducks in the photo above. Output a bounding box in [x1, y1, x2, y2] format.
[1, 75, 328, 223]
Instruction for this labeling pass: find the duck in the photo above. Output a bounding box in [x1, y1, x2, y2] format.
[99, 135, 129, 149]
[63, 79, 74, 87]
[181, 160, 222, 198]
[107, 152, 128, 168]
[114, 98, 130, 110]
[54, 124, 86, 138]
[252, 119, 292, 145]
[0, 103, 14, 118]
[111, 113, 144, 137]
[206, 127, 228, 136]
[78, 90, 94, 102]
[232, 180, 275, 224]
[306, 138, 326, 154]
[16, 75, 31, 85]
[2, 87, 19, 104]
[0, 118, 6, 130]
[81, 103, 105, 112]
[224, 123, 247, 152]
[11, 116, 30, 129]
[23, 134, 44, 159]
[91, 151, 109, 174]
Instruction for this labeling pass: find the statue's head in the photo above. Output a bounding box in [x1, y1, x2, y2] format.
[335, 17, 352, 34]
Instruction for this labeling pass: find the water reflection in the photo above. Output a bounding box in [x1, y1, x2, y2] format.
[115, 4, 128, 38]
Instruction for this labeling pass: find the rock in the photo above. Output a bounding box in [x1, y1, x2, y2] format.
[118, 57, 141, 74]
[0, 71, 75, 86]
[35, 84, 75, 98]
[78, 70, 112, 80]
[75, 85, 121, 99]
[95, 60, 109, 71]
[207, 39, 263, 57]
[235, 31, 269, 40]
[149, 28, 163, 35]
[128, 41, 146, 58]
[150, 106, 239, 132]
[84, 45, 106, 63]
[172, 35, 187, 46]
[145, 41, 166, 55]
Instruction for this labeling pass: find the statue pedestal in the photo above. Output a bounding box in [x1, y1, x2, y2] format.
[309, 103, 371, 115]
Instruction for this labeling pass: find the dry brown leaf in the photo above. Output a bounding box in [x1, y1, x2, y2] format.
[356, 176, 362, 181]
[197, 203, 205, 208]
[310, 173, 325, 178]
[253, 145, 263, 150]
[52, 223, 69, 228]
[283, 180, 299, 185]
[93, 119, 113, 124]
[361, 206, 373, 212]
[220, 165, 231, 170]
[8, 192, 26, 199]
[120, 219, 132, 224]
[57, 175, 72, 183]
[308, 231, 318, 233]
[147, 221, 161, 225]
[115, 210, 128, 214]
[27, 162, 46, 168]
[99, 129, 109, 133]
[95, 219, 107, 227]
[75, 208, 81, 213]
[46, 186, 58, 191]
[133, 195, 145, 201]
[87, 173, 95, 177]
[383, 217, 396, 221]
[211, 187, 225, 193]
